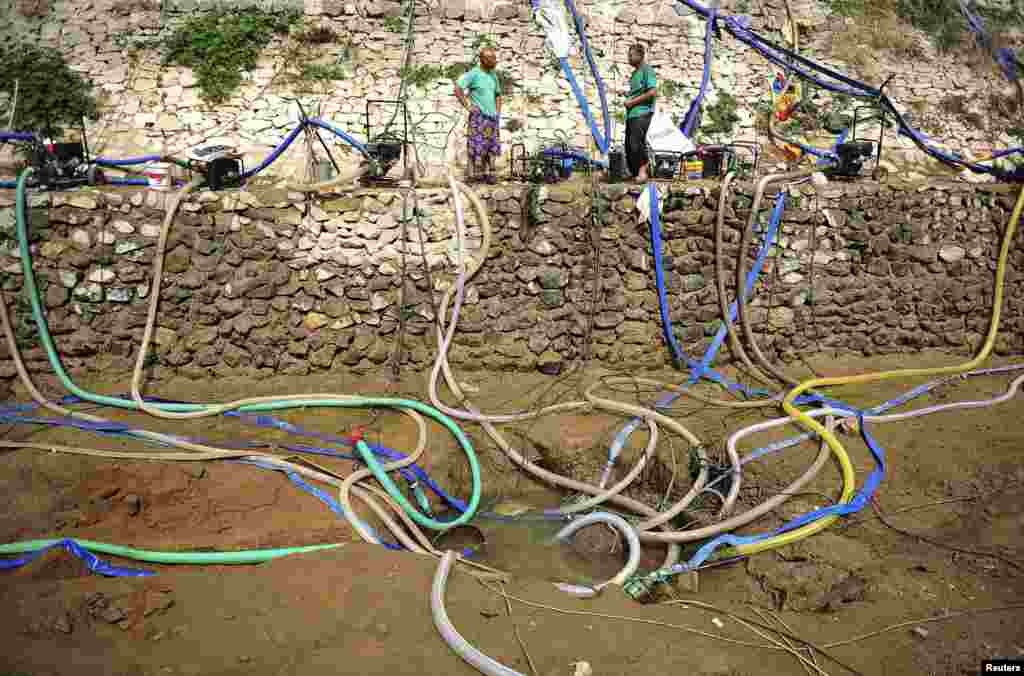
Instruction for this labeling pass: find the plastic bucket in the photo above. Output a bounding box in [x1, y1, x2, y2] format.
[143, 162, 171, 191]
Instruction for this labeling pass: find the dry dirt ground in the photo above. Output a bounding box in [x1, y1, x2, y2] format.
[0, 351, 1022, 676]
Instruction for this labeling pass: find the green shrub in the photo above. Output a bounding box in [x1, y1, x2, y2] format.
[0, 41, 98, 134]
[161, 7, 301, 104]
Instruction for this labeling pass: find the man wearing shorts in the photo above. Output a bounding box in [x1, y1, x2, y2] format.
[623, 44, 657, 183]
[454, 47, 503, 184]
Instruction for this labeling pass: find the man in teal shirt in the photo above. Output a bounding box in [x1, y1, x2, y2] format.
[623, 44, 657, 182]
[454, 47, 503, 184]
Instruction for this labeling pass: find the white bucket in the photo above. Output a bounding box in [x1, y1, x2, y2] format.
[143, 162, 172, 191]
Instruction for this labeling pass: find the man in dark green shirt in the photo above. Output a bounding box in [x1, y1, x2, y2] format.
[454, 47, 503, 184]
[623, 44, 657, 182]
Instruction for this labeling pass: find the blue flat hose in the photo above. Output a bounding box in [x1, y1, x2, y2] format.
[681, 5, 717, 137]
[606, 190, 785, 484]
[535, 0, 611, 154]
[12, 168, 481, 531]
[0, 132, 35, 142]
[0, 181, 15, 189]
[648, 184, 687, 366]
[1, 392, 469, 512]
[610, 190, 856, 484]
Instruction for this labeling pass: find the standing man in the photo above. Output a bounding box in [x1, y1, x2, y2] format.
[454, 47, 503, 184]
[623, 44, 657, 183]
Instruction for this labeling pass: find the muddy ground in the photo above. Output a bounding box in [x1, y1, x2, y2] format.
[0, 351, 1022, 676]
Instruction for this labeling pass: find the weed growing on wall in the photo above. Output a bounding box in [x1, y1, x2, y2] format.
[161, 7, 301, 104]
[277, 20, 352, 93]
[699, 91, 740, 139]
[0, 42, 98, 134]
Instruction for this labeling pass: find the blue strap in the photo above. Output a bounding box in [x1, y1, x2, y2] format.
[681, 5, 718, 137]
[649, 184, 688, 364]
[683, 412, 884, 570]
[690, 191, 786, 385]
[0, 539, 154, 577]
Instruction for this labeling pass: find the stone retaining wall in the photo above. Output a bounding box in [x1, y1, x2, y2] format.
[1, 178, 1022, 396]
[2, 0, 1020, 182]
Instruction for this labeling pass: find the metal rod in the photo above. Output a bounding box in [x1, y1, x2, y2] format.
[80, 115, 91, 165]
[295, 98, 340, 175]
[873, 75, 896, 180]
[6, 79, 18, 131]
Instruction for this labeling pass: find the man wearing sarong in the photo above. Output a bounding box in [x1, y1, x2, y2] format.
[454, 47, 502, 184]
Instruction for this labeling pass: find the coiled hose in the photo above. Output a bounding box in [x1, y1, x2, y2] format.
[552, 512, 641, 594]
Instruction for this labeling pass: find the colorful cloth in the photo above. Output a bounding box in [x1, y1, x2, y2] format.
[457, 66, 502, 117]
[467, 109, 501, 162]
[627, 64, 658, 120]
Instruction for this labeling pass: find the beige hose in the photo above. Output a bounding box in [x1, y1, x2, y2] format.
[735, 170, 816, 387]
[714, 171, 777, 390]
[285, 164, 369, 193]
[635, 416, 835, 544]
[427, 180, 839, 548]
[557, 418, 659, 515]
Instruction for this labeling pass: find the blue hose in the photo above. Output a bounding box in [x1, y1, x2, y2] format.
[307, 118, 370, 157]
[648, 184, 687, 366]
[0, 181, 15, 189]
[0, 132, 35, 142]
[681, 5, 718, 137]
[675, 414, 885, 573]
[241, 123, 306, 179]
[608, 190, 784, 477]
[96, 155, 162, 167]
[106, 178, 150, 186]
[541, 148, 609, 169]
[533, 0, 611, 154]
[675, 0, 1024, 178]
[241, 118, 368, 180]
[1, 392, 469, 512]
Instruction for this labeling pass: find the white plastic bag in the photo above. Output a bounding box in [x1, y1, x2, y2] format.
[534, 0, 572, 59]
[645, 110, 695, 155]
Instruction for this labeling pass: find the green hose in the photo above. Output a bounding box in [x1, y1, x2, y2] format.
[12, 168, 481, 531]
[0, 538, 343, 565]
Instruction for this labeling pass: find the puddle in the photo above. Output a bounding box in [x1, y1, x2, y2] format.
[434, 490, 629, 586]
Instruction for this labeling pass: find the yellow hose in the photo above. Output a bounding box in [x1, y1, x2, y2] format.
[730, 184, 1024, 559]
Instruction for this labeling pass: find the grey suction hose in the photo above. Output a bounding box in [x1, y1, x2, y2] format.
[715, 171, 777, 389]
[553, 512, 641, 589]
[433, 551, 525, 676]
[735, 170, 816, 387]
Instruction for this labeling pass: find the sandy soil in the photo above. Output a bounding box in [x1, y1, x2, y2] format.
[1, 351, 1022, 676]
